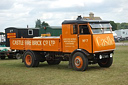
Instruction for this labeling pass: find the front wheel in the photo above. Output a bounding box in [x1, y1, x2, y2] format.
[98, 57, 113, 68]
[72, 52, 88, 71]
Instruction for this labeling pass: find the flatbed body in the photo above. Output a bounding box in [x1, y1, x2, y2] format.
[10, 36, 62, 52]
[10, 34, 115, 53]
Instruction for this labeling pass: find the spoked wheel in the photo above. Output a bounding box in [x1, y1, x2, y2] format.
[72, 52, 88, 71]
[98, 57, 113, 68]
[47, 60, 61, 65]
[24, 51, 39, 67]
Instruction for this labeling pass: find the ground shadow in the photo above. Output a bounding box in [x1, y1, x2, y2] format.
[1, 59, 106, 71]
[38, 63, 103, 71]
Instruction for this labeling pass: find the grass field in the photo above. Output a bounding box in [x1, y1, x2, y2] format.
[0, 46, 128, 85]
[117, 40, 128, 43]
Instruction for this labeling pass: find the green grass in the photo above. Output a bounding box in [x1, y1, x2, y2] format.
[0, 46, 128, 85]
[117, 40, 128, 43]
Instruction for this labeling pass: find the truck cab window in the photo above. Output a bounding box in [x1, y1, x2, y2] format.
[79, 25, 90, 34]
[73, 25, 78, 34]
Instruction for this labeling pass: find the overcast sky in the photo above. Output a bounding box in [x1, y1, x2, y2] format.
[0, 0, 128, 32]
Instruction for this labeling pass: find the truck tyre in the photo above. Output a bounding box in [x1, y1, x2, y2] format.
[47, 60, 61, 65]
[16, 53, 22, 59]
[1, 56, 5, 59]
[98, 57, 113, 68]
[72, 52, 88, 71]
[24, 51, 39, 67]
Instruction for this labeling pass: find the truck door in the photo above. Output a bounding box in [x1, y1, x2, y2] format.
[78, 25, 92, 53]
[62, 24, 78, 53]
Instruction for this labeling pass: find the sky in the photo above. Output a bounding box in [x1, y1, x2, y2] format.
[0, 0, 128, 32]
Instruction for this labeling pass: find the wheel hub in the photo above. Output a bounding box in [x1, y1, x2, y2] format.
[25, 55, 32, 65]
[75, 58, 81, 66]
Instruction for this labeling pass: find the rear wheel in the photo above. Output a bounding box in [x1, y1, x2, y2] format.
[24, 51, 39, 67]
[72, 52, 88, 71]
[98, 57, 113, 67]
[47, 60, 61, 65]
[16, 53, 22, 59]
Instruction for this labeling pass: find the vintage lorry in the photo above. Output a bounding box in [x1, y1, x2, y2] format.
[10, 19, 115, 71]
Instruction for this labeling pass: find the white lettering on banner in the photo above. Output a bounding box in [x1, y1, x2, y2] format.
[63, 38, 77, 47]
[32, 40, 42, 45]
[12, 40, 24, 45]
[82, 39, 88, 43]
[43, 40, 48, 46]
[43, 40, 55, 46]
[96, 36, 114, 47]
[12, 40, 55, 46]
[25, 40, 31, 45]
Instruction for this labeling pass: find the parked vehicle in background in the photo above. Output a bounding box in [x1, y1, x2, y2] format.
[5, 27, 39, 47]
[112, 31, 120, 42]
[115, 29, 128, 41]
[0, 32, 15, 59]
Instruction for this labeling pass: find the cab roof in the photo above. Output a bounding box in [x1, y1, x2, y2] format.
[62, 20, 110, 24]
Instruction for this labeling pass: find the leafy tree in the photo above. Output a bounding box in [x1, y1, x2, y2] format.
[116, 23, 121, 30]
[116, 23, 128, 30]
[120, 23, 128, 29]
[35, 19, 41, 28]
[42, 21, 49, 26]
[110, 21, 117, 31]
[35, 20, 49, 28]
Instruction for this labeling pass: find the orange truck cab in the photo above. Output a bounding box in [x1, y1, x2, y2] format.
[10, 18, 115, 71]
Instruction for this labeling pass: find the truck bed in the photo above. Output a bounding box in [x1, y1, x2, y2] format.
[10, 36, 62, 52]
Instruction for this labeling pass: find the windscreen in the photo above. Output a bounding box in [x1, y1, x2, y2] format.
[90, 23, 112, 34]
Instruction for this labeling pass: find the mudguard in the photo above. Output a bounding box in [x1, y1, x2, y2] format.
[71, 49, 90, 57]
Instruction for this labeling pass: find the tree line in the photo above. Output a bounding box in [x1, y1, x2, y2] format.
[35, 19, 49, 28]
[110, 21, 128, 31]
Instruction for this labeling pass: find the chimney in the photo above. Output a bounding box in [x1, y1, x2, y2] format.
[89, 12, 94, 19]
[76, 15, 83, 20]
[27, 25, 29, 28]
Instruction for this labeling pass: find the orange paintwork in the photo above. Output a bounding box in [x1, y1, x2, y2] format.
[25, 55, 32, 65]
[78, 24, 92, 53]
[10, 23, 115, 54]
[7, 33, 16, 38]
[79, 35, 92, 53]
[41, 34, 51, 37]
[62, 24, 78, 52]
[10, 38, 62, 52]
[93, 34, 115, 53]
[75, 56, 83, 68]
[7, 33, 16, 36]
[7, 36, 16, 38]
